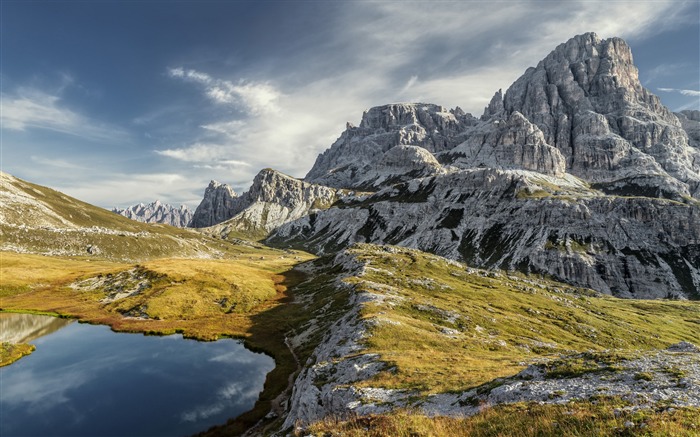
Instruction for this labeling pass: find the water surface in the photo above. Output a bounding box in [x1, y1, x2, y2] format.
[0, 313, 274, 437]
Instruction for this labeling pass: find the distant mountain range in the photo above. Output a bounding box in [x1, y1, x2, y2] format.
[112, 201, 192, 228]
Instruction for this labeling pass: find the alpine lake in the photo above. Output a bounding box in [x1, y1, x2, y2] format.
[0, 312, 275, 437]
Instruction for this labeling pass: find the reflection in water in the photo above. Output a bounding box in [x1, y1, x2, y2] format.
[0, 313, 74, 343]
[0, 315, 275, 437]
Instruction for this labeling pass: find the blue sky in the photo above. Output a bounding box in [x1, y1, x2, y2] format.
[2, 0, 699, 208]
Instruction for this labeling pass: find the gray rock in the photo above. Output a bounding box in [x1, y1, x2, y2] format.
[200, 168, 341, 236]
[667, 341, 700, 353]
[502, 32, 700, 199]
[112, 200, 192, 228]
[676, 110, 700, 150]
[270, 168, 700, 299]
[445, 111, 566, 177]
[305, 103, 477, 188]
[189, 180, 242, 228]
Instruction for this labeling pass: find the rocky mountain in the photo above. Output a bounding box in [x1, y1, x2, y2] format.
[112, 200, 192, 227]
[189, 180, 242, 228]
[677, 110, 700, 150]
[262, 33, 700, 299]
[499, 34, 700, 200]
[197, 168, 346, 238]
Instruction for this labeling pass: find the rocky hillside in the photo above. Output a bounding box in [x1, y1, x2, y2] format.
[112, 200, 192, 227]
[263, 33, 700, 299]
[281, 244, 700, 429]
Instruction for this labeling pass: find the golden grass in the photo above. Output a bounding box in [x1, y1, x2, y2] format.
[0, 249, 316, 434]
[0, 342, 35, 367]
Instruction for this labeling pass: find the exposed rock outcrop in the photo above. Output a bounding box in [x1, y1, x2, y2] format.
[305, 103, 477, 188]
[445, 111, 567, 177]
[201, 168, 342, 237]
[676, 110, 700, 150]
[112, 200, 192, 227]
[189, 181, 243, 228]
[270, 168, 700, 299]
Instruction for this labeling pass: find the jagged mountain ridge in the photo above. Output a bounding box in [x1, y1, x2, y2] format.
[188, 32, 699, 299]
[189, 180, 241, 228]
[305, 103, 478, 189]
[112, 200, 192, 228]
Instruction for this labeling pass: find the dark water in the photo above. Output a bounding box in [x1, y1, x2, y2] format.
[0, 314, 275, 437]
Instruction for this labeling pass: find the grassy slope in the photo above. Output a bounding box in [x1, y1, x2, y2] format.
[0, 173, 240, 261]
[343, 245, 699, 394]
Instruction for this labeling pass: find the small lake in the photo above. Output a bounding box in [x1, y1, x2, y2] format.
[0, 313, 275, 437]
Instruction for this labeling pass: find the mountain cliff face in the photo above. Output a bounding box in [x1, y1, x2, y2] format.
[498, 33, 700, 200]
[270, 168, 700, 298]
[262, 32, 700, 300]
[189, 181, 242, 228]
[112, 201, 192, 227]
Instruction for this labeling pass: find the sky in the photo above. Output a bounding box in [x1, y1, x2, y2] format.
[1, 0, 699, 209]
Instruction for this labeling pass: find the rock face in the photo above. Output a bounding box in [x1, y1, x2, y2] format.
[445, 111, 567, 177]
[270, 169, 700, 299]
[197, 169, 341, 237]
[189, 181, 242, 228]
[112, 201, 192, 227]
[500, 32, 700, 199]
[677, 110, 700, 150]
[305, 103, 477, 188]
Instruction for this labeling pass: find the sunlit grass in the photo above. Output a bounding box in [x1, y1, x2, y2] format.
[304, 399, 700, 437]
[341, 245, 700, 394]
[0, 342, 35, 366]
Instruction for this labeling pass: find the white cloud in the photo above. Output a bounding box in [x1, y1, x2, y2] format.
[155, 142, 230, 162]
[399, 75, 419, 96]
[30, 155, 84, 170]
[51, 173, 207, 209]
[1, 88, 126, 141]
[658, 87, 700, 97]
[168, 67, 281, 115]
